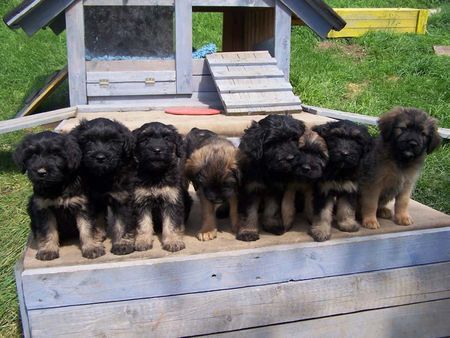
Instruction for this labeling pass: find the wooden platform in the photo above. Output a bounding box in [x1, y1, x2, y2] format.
[56, 110, 332, 135]
[16, 192, 450, 337]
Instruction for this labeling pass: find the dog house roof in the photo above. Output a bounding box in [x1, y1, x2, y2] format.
[4, 0, 346, 38]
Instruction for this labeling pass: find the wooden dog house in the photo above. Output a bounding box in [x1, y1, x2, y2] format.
[4, 0, 345, 114]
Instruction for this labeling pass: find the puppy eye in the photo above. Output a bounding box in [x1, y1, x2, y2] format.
[421, 131, 427, 137]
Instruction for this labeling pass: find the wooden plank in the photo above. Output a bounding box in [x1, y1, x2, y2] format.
[221, 92, 300, 109]
[330, 19, 423, 29]
[21, 227, 450, 309]
[216, 78, 292, 93]
[209, 65, 284, 79]
[4, 0, 44, 26]
[332, 8, 425, 20]
[175, 0, 193, 94]
[207, 51, 271, 59]
[226, 105, 302, 114]
[84, 0, 274, 6]
[274, 0, 291, 79]
[86, 59, 208, 75]
[416, 9, 429, 34]
[86, 71, 176, 83]
[14, 257, 31, 338]
[65, 1, 87, 105]
[27, 263, 450, 337]
[86, 82, 177, 96]
[0, 107, 77, 135]
[207, 58, 278, 66]
[212, 299, 450, 338]
[303, 104, 450, 139]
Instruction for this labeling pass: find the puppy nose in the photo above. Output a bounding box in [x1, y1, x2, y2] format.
[95, 153, 106, 162]
[153, 147, 161, 153]
[301, 164, 311, 172]
[37, 168, 47, 177]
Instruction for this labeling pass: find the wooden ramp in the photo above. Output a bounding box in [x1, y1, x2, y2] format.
[206, 51, 302, 115]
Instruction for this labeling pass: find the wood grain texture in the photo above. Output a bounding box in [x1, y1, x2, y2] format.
[0, 107, 77, 134]
[14, 258, 31, 338]
[274, 0, 291, 79]
[175, 0, 193, 94]
[84, 0, 274, 6]
[87, 82, 177, 96]
[210, 299, 450, 338]
[21, 226, 450, 309]
[65, 1, 87, 105]
[86, 70, 176, 83]
[27, 263, 450, 337]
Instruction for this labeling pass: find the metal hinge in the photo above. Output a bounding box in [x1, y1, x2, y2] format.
[145, 77, 155, 86]
[99, 79, 109, 87]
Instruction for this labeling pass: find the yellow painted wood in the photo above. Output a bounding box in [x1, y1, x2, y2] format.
[327, 8, 429, 38]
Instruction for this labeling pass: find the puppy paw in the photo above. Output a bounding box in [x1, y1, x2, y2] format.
[337, 219, 360, 233]
[134, 236, 153, 251]
[36, 249, 59, 261]
[111, 242, 135, 255]
[82, 244, 106, 259]
[377, 207, 393, 219]
[394, 213, 413, 226]
[309, 226, 331, 242]
[263, 217, 285, 235]
[236, 229, 259, 242]
[361, 217, 381, 230]
[162, 239, 186, 252]
[197, 229, 217, 241]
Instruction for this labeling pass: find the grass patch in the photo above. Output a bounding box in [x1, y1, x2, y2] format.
[0, 0, 449, 336]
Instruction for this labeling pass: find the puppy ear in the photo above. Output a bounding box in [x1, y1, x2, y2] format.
[239, 121, 265, 160]
[312, 123, 331, 138]
[378, 108, 401, 141]
[64, 135, 82, 171]
[427, 119, 442, 154]
[69, 119, 88, 140]
[231, 166, 241, 186]
[167, 125, 185, 158]
[12, 136, 32, 173]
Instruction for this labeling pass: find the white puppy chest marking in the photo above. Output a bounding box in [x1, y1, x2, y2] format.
[134, 186, 180, 204]
[320, 181, 358, 195]
[34, 195, 88, 210]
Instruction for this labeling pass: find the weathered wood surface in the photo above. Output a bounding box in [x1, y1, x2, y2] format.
[175, 0, 193, 94]
[86, 70, 176, 83]
[86, 59, 208, 74]
[274, 0, 291, 79]
[211, 299, 450, 338]
[207, 51, 301, 114]
[0, 107, 77, 134]
[328, 8, 429, 38]
[26, 263, 450, 337]
[303, 104, 450, 139]
[65, 1, 86, 106]
[20, 195, 450, 309]
[84, 0, 274, 6]
[15, 257, 31, 338]
[57, 110, 332, 135]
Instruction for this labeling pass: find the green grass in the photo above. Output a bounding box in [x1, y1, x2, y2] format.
[0, 0, 449, 336]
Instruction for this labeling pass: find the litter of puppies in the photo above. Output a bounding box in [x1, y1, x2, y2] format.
[13, 107, 441, 260]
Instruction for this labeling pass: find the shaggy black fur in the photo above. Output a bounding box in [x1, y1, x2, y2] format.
[132, 122, 191, 252]
[13, 131, 104, 260]
[236, 115, 306, 241]
[70, 118, 137, 255]
[310, 120, 373, 241]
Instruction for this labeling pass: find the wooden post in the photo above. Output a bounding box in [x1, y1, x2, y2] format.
[175, 0, 193, 94]
[275, 0, 291, 80]
[65, 0, 87, 105]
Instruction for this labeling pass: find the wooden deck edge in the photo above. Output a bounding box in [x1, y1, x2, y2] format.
[14, 252, 30, 338]
[303, 104, 450, 139]
[208, 298, 450, 338]
[21, 226, 450, 310]
[26, 262, 450, 337]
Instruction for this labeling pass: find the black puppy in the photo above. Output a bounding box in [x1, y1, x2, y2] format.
[281, 129, 329, 230]
[71, 118, 136, 255]
[13, 131, 104, 260]
[132, 122, 191, 252]
[236, 115, 305, 241]
[310, 120, 373, 241]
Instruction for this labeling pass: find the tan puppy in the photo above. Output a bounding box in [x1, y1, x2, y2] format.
[185, 128, 240, 241]
[359, 107, 441, 229]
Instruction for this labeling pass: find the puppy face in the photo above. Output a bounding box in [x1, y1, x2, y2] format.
[239, 115, 306, 177]
[71, 118, 134, 175]
[294, 130, 328, 180]
[13, 131, 81, 187]
[378, 107, 441, 162]
[314, 120, 372, 169]
[133, 122, 184, 171]
[186, 141, 239, 204]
